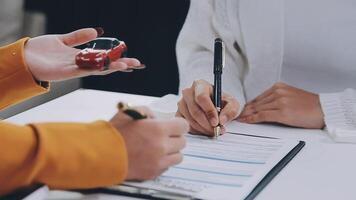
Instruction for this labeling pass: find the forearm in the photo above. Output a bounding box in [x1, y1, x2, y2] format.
[0, 121, 128, 195]
[0, 38, 49, 110]
[176, 0, 246, 109]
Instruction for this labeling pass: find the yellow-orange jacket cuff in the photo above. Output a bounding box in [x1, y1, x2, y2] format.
[0, 38, 49, 110]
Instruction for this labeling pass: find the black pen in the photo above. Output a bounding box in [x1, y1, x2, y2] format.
[117, 102, 147, 120]
[213, 38, 224, 139]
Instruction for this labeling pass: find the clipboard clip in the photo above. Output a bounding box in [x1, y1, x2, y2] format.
[106, 184, 196, 200]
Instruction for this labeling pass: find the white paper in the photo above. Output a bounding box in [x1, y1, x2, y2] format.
[125, 133, 299, 200]
[23, 186, 49, 200]
[149, 94, 180, 119]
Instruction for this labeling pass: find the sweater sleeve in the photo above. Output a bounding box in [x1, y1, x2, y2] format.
[0, 120, 128, 195]
[0, 39, 128, 195]
[0, 38, 49, 110]
[319, 89, 356, 143]
[176, 0, 246, 111]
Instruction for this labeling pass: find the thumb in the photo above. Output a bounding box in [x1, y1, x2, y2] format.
[59, 28, 100, 47]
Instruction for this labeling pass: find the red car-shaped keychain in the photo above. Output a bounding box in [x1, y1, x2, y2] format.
[75, 37, 127, 71]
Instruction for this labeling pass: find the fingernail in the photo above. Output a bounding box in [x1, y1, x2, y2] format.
[220, 115, 228, 125]
[195, 83, 206, 96]
[132, 64, 146, 70]
[121, 69, 134, 73]
[94, 27, 104, 37]
[209, 117, 218, 126]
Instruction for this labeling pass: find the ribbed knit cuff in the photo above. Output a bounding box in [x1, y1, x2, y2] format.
[320, 93, 347, 129]
[320, 89, 356, 143]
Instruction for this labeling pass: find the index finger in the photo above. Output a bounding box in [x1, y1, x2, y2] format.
[251, 82, 287, 104]
[251, 87, 274, 104]
[193, 81, 219, 126]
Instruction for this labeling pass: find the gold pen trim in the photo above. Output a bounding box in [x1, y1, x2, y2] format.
[214, 125, 221, 139]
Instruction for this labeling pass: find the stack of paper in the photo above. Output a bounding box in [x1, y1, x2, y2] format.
[125, 133, 301, 200]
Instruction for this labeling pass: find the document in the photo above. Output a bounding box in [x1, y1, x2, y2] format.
[124, 133, 301, 200]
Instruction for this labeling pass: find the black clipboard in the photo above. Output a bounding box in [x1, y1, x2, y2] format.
[244, 140, 305, 200]
[76, 140, 305, 200]
[75, 186, 194, 200]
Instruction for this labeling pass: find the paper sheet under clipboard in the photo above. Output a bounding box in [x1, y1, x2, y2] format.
[124, 133, 302, 200]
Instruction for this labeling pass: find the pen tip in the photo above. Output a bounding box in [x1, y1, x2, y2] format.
[214, 126, 221, 139]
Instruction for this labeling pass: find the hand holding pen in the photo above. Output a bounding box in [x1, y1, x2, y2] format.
[110, 103, 188, 181]
[117, 102, 149, 120]
[176, 38, 240, 137]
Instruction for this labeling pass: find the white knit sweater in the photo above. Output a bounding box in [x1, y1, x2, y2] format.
[176, 0, 356, 143]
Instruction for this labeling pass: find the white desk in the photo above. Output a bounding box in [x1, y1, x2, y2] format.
[7, 89, 356, 200]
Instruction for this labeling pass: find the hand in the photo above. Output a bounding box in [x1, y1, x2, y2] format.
[24, 28, 142, 81]
[110, 109, 188, 180]
[238, 82, 325, 129]
[110, 106, 155, 127]
[176, 79, 240, 136]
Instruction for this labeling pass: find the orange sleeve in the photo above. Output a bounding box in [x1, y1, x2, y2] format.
[0, 40, 129, 195]
[0, 38, 49, 110]
[0, 121, 128, 195]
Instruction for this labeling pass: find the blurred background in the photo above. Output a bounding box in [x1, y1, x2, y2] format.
[0, 0, 190, 118]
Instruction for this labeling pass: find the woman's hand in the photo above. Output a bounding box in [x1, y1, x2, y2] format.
[24, 28, 142, 82]
[238, 82, 325, 129]
[176, 79, 240, 136]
